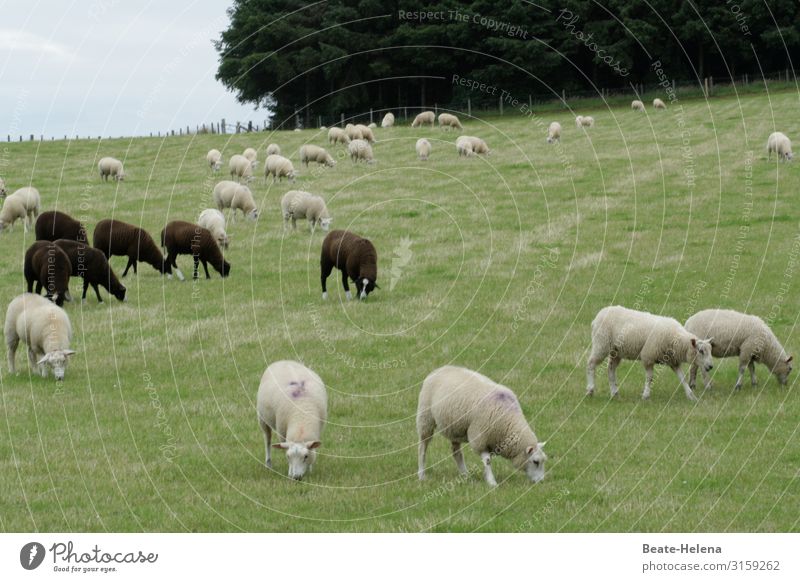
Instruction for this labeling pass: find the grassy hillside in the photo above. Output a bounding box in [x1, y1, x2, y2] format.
[0, 90, 798, 532]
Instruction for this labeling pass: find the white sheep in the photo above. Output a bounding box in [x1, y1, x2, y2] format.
[280, 190, 332, 232]
[319, 126, 327, 131]
[264, 154, 298, 182]
[653, 98, 667, 110]
[5, 293, 75, 381]
[198, 208, 230, 248]
[266, 143, 281, 156]
[456, 135, 474, 157]
[345, 123, 362, 141]
[98, 157, 126, 181]
[685, 309, 793, 391]
[767, 132, 793, 161]
[0, 187, 40, 232]
[348, 139, 375, 164]
[299, 144, 336, 167]
[547, 121, 562, 144]
[229, 154, 254, 182]
[438, 112, 463, 130]
[576, 115, 594, 128]
[411, 111, 435, 128]
[381, 112, 395, 128]
[243, 147, 259, 168]
[257, 360, 327, 480]
[367, 122, 377, 129]
[213, 180, 259, 221]
[417, 365, 547, 487]
[631, 99, 645, 112]
[327, 127, 350, 145]
[586, 305, 713, 401]
[207, 149, 223, 172]
[416, 138, 431, 160]
[355, 124, 375, 143]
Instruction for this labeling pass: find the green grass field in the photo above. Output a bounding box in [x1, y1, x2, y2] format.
[1, 89, 798, 532]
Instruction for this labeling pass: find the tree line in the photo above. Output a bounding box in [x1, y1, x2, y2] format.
[214, 0, 800, 126]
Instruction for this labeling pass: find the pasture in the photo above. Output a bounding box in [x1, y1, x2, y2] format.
[0, 90, 798, 532]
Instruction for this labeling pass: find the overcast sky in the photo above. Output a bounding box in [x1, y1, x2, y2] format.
[0, 0, 263, 138]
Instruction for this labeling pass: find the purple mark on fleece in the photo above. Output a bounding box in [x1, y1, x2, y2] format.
[288, 380, 306, 399]
[493, 389, 520, 411]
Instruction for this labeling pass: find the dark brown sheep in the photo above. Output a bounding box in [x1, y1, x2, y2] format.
[54, 239, 127, 303]
[35, 210, 89, 242]
[23, 241, 72, 306]
[93, 218, 168, 277]
[160, 220, 230, 280]
[320, 230, 378, 301]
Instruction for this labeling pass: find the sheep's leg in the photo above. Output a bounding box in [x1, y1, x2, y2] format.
[451, 442, 468, 476]
[734, 360, 747, 391]
[26, 277, 34, 293]
[82, 279, 89, 301]
[608, 354, 621, 398]
[586, 343, 609, 396]
[341, 271, 352, 300]
[166, 252, 184, 281]
[202, 259, 210, 279]
[689, 362, 698, 389]
[748, 360, 757, 388]
[674, 366, 697, 401]
[480, 451, 497, 487]
[642, 365, 654, 400]
[320, 260, 333, 300]
[417, 435, 432, 481]
[122, 258, 134, 277]
[700, 365, 712, 391]
[192, 256, 200, 280]
[6, 336, 18, 374]
[35, 282, 43, 295]
[260, 421, 272, 468]
[92, 283, 103, 303]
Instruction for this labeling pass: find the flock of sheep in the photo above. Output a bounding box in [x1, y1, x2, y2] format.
[0, 101, 795, 487]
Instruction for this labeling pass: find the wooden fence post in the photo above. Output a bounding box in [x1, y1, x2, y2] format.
[499, 96, 503, 115]
[467, 98, 471, 118]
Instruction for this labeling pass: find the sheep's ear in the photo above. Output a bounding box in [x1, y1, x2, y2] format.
[373, 282, 381, 290]
[63, 350, 76, 357]
[306, 441, 322, 449]
[37, 354, 50, 365]
[691, 338, 697, 348]
[526, 445, 536, 455]
[787, 356, 793, 363]
[272, 443, 289, 450]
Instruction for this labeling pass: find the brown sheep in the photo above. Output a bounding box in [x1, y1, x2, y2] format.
[23, 241, 72, 306]
[160, 220, 231, 280]
[320, 230, 378, 301]
[35, 210, 88, 242]
[93, 219, 168, 277]
[53, 239, 127, 303]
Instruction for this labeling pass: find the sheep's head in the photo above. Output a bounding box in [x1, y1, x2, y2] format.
[115, 172, 126, 182]
[113, 284, 127, 302]
[523, 442, 547, 483]
[356, 277, 377, 300]
[220, 260, 231, 278]
[38, 349, 76, 381]
[246, 209, 259, 221]
[773, 355, 793, 385]
[785, 151, 794, 162]
[690, 337, 714, 373]
[213, 161, 222, 171]
[319, 217, 333, 231]
[218, 233, 230, 249]
[272, 441, 321, 480]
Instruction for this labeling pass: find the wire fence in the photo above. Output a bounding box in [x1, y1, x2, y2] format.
[4, 69, 796, 142]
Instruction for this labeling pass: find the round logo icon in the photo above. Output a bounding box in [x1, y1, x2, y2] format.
[20, 542, 46, 570]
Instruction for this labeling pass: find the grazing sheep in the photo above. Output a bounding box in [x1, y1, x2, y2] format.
[320, 229, 378, 301]
[23, 241, 72, 306]
[264, 154, 298, 182]
[416, 138, 431, 161]
[53, 239, 127, 303]
[229, 154, 255, 182]
[347, 139, 375, 164]
[685, 309, 793, 391]
[356, 124, 376, 143]
[0, 177, 6, 197]
[575, 116, 584, 128]
[266, 143, 281, 156]
[319, 126, 327, 131]
[212, 180, 259, 221]
[0, 187, 40, 232]
[438, 112, 463, 130]
[381, 112, 395, 128]
[243, 147, 258, 168]
[416, 365, 547, 487]
[345, 123, 362, 141]
[546, 121, 562, 144]
[328, 127, 350, 145]
[160, 220, 230, 281]
[207, 149, 223, 171]
[455, 135, 474, 157]
[198, 209, 230, 248]
[586, 306, 713, 401]
[767, 132, 793, 161]
[411, 111, 435, 128]
[256, 360, 327, 480]
[93, 219, 168, 277]
[631, 100, 645, 112]
[299, 144, 336, 167]
[469, 136, 490, 155]
[5, 293, 75, 381]
[576, 115, 595, 128]
[98, 157, 126, 181]
[367, 122, 377, 129]
[35, 211, 88, 242]
[653, 98, 667, 110]
[281, 190, 332, 233]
